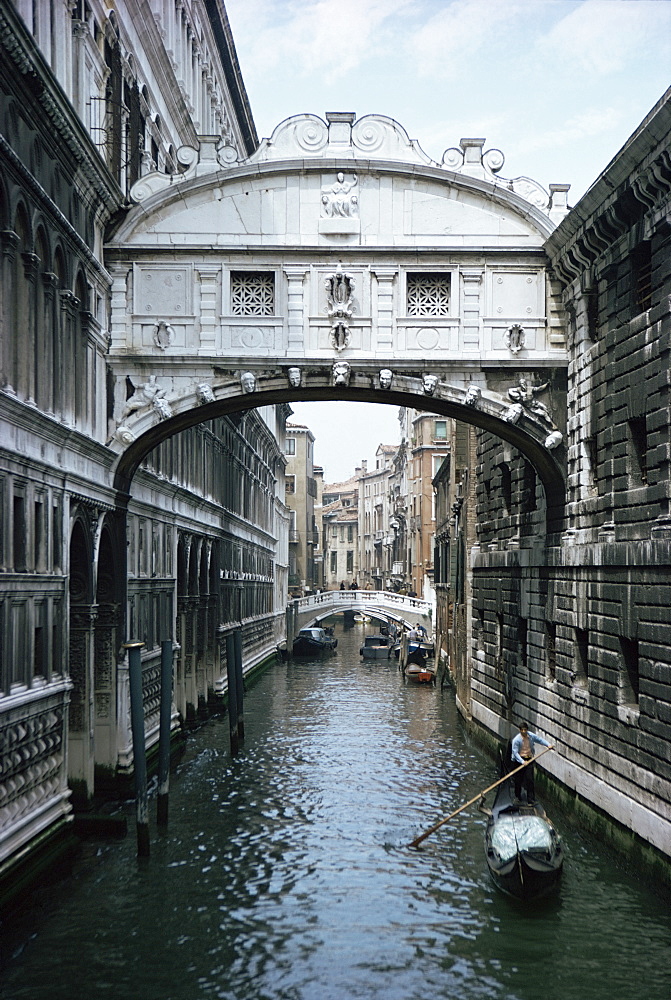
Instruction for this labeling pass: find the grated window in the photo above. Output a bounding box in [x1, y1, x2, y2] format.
[407, 272, 450, 316]
[231, 271, 274, 316]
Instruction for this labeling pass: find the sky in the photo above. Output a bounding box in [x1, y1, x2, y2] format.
[224, 0, 671, 483]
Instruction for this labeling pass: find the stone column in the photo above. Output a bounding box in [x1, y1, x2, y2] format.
[197, 264, 221, 355]
[20, 251, 40, 405]
[68, 604, 98, 802]
[460, 268, 484, 350]
[0, 231, 19, 394]
[60, 290, 78, 425]
[283, 266, 309, 356]
[109, 268, 129, 352]
[372, 266, 397, 350]
[41, 272, 59, 415]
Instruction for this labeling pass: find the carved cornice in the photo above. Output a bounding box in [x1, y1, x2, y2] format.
[0, 3, 121, 213]
[546, 95, 671, 284]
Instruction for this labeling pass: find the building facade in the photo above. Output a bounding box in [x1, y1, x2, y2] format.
[457, 90, 671, 873]
[321, 476, 359, 590]
[0, 0, 288, 905]
[284, 422, 318, 596]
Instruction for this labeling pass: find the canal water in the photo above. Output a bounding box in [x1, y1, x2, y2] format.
[2, 622, 670, 1000]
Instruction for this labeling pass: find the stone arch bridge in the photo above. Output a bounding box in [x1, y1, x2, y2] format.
[289, 590, 433, 637]
[106, 111, 570, 531]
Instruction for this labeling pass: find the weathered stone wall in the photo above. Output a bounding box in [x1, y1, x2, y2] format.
[469, 91, 671, 867]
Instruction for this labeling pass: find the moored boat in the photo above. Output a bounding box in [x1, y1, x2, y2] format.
[292, 627, 338, 656]
[360, 634, 392, 659]
[404, 662, 436, 683]
[483, 778, 563, 900]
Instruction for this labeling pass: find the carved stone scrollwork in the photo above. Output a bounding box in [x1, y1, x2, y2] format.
[325, 264, 355, 351]
[504, 324, 526, 355]
[545, 430, 563, 450]
[152, 320, 175, 350]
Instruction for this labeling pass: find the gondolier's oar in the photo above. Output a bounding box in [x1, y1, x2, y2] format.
[408, 745, 554, 849]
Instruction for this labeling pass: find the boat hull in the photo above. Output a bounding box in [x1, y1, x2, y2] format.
[484, 780, 563, 900]
[404, 664, 435, 683]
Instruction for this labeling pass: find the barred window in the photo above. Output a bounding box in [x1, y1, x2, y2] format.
[230, 270, 275, 316]
[407, 272, 450, 316]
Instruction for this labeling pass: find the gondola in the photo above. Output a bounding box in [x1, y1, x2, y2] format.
[292, 627, 338, 656]
[483, 776, 563, 900]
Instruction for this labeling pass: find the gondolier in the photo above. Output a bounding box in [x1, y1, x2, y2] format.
[511, 722, 552, 805]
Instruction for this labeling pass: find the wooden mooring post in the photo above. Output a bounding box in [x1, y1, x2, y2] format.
[225, 632, 239, 755]
[124, 641, 150, 857]
[157, 640, 173, 827]
[234, 627, 244, 744]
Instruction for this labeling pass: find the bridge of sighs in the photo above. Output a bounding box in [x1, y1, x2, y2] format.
[106, 111, 570, 516]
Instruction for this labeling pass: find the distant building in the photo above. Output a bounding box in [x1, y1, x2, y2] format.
[322, 476, 359, 589]
[284, 423, 318, 595]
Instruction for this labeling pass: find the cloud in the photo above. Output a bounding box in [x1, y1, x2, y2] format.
[536, 0, 671, 76]
[408, 0, 532, 78]
[513, 106, 624, 156]
[227, 0, 413, 84]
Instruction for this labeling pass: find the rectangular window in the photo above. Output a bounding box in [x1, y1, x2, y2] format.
[347, 525, 353, 542]
[619, 636, 640, 705]
[330, 551, 337, 573]
[13, 495, 26, 572]
[407, 272, 450, 316]
[434, 420, 447, 441]
[628, 416, 648, 485]
[545, 622, 557, 681]
[230, 270, 275, 316]
[285, 438, 296, 455]
[347, 550, 354, 573]
[285, 476, 295, 495]
[517, 618, 528, 669]
[573, 627, 589, 686]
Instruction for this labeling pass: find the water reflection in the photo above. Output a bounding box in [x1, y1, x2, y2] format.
[2, 622, 670, 1000]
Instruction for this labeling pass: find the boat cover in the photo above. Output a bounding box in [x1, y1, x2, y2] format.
[490, 815, 553, 862]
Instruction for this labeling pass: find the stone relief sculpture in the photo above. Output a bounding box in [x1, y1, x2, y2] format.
[378, 369, 393, 389]
[152, 395, 173, 420]
[152, 320, 175, 350]
[544, 430, 563, 450]
[504, 324, 526, 356]
[507, 375, 551, 421]
[240, 371, 256, 393]
[464, 385, 482, 407]
[325, 264, 355, 351]
[287, 367, 302, 387]
[503, 403, 524, 424]
[321, 172, 359, 218]
[196, 383, 215, 404]
[332, 361, 351, 386]
[422, 373, 439, 395]
[122, 375, 169, 419]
